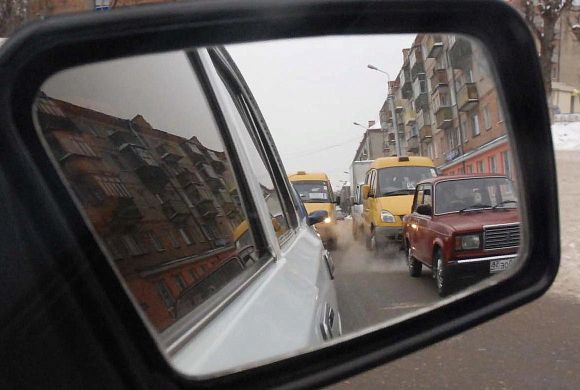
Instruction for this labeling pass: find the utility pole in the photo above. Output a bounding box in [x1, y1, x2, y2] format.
[368, 64, 403, 157]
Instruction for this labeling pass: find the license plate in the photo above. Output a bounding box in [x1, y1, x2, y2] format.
[490, 258, 513, 273]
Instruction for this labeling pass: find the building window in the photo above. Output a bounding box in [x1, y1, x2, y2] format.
[122, 234, 147, 256]
[168, 230, 181, 248]
[483, 105, 492, 130]
[447, 130, 455, 149]
[460, 120, 467, 143]
[155, 280, 174, 310]
[202, 224, 217, 240]
[489, 155, 497, 173]
[477, 160, 485, 173]
[173, 274, 187, 293]
[502, 151, 512, 178]
[471, 113, 481, 136]
[467, 165, 473, 174]
[95, 176, 131, 198]
[497, 97, 504, 122]
[179, 228, 193, 246]
[146, 231, 165, 252]
[427, 143, 434, 159]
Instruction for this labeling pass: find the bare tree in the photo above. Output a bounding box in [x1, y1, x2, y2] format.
[520, 0, 574, 102]
[0, 0, 28, 36]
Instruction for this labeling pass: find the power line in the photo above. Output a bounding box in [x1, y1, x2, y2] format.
[283, 135, 362, 159]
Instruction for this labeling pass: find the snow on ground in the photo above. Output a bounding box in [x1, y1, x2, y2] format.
[551, 121, 580, 151]
[551, 148, 580, 301]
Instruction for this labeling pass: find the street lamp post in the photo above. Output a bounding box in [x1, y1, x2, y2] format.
[367, 64, 403, 157]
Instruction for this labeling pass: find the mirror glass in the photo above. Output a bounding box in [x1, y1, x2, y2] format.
[32, 34, 521, 377]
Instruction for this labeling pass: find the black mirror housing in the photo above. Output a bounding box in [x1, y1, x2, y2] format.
[308, 210, 329, 226]
[0, 1, 559, 389]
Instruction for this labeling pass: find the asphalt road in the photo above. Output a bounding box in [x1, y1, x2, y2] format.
[331, 221, 440, 333]
[327, 215, 580, 389]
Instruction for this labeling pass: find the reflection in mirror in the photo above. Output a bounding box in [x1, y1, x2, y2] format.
[32, 34, 521, 377]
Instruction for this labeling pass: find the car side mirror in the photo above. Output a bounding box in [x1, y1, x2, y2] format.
[362, 184, 371, 200]
[307, 210, 329, 226]
[416, 204, 432, 216]
[0, 1, 559, 389]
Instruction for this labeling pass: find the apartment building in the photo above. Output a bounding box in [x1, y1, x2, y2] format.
[35, 93, 251, 332]
[379, 33, 514, 180]
[352, 120, 391, 161]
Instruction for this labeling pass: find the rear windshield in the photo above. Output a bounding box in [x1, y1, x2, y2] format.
[435, 177, 517, 214]
[292, 180, 332, 203]
[378, 166, 437, 196]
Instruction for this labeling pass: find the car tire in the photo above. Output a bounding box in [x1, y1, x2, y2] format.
[406, 244, 422, 277]
[434, 249, 452, 297]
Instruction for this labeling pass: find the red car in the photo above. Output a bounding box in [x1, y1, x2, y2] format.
[403, 174, 520, 297]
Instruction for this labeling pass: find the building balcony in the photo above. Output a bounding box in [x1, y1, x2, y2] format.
[222, 202, 240, 216]
[414, 92, 429, 112]
[182, 141, 207, 163]
[410, 47, 425, 80]
[435, 106, 453, 129]
[177, 169, 200, 189]
[60, 155, 111, 178]
[108, 128, 141, 148]
[404, 106, 416, 125]
[399, 67, 413, 99]
[206, 150, 227, 173]
[417, 110, 431, 136]
[36, 111, 79, 134]
[110, 197, 143, 227]
[425, 34, 443, 58]
[457, 82, 479, 111]
[448, 36, 473, 71]
[407, 136, 420, 153]
[395, 99, 404, 112]
[162, 199, 190, 222]
[185, 185, 214, 206]
[430, 68, 449, 93]
[411, 61, 425, 81]
[197, 201, 219, 219]
[156, 144, 184, 164]
[120, 144, 169, 191]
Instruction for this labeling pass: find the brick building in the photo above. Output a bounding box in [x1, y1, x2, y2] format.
[35, 93, 252, 332]
[381, 34, 514, 179]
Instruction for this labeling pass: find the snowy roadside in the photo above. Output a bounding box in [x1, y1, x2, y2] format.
[550, 121, 580, 301]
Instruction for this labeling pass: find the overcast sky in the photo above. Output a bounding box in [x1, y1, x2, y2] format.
[228, 34, 415, 189]
[42, 34, 415, 189]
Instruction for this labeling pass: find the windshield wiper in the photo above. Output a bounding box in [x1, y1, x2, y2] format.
[459, 204, 491, 212]
[382, 189, 414, 196]
[492, 200, 518, 209]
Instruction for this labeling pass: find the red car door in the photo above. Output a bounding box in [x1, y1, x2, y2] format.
[415, 184, 434, 265]
[407, 185, 424, 260]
